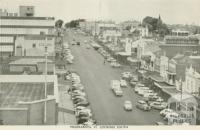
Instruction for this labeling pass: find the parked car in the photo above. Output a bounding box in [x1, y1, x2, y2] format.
[143, 93, 158, 101]
[76, 109, 92, 117]
[113, 88, 123, 96]
[155, 122, 165, 125]
[110, 62, 121, 68]
[107, 57, 114, 62]
[76, 101, 90, 107]
[136, 100, 151, 111]
[73, 98, 87, 104]
[111, 80, 120, 90]
[164, 112, 179, 121]
[121, 72, 132, 80]
[135, 87, 149, 93]
[156, 97, 164, 102]
[160, 108, 174, 116]
[120, 80, 127, 87]
[150, 101, 168, 110]
[77, 117, 90, 124]
[71, 42, 76, 45]
[148, 95, 159, 101]
[138, 89, 153, 96]
[83, 120, 96, 125]
[75, 106, 87, 111]
[124, 100, 133, 111]
[77, 42, 80, 45]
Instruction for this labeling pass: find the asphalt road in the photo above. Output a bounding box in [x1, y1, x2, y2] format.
[64, 30, 165, 125]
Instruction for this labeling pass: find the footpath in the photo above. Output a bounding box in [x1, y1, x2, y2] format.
[57, 80, 77, 125]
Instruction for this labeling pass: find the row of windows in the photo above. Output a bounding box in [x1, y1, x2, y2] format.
[1, 19, 54, 26]
[0, 45, 13, 52]
[0, 28, 51, 35]
[186, 78, 198, 93]
[166, 39, 199, 44]
[0, 36, 14, 42]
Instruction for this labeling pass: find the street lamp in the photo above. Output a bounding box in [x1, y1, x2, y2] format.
[44, 45, 48, 124]
[39, 36, 50, 124]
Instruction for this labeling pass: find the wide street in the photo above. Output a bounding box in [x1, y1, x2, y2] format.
[64, 30, 165, 125]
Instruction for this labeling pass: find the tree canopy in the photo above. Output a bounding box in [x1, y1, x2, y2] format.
[142, 16, 170, 37]
[65, 19, 86, 28]
[55, 19, 64, 28]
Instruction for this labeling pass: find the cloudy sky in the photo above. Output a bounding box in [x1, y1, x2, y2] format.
[0, 0, 200, 25]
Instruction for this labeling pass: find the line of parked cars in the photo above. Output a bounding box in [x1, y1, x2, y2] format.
[63, 43, 74, 64]
[97, 47, 121, 68]
[67, 72, 96, 125]
[134, 83, 168, 110]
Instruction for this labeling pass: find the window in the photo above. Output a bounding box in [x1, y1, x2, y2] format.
[32, 44, 36, 48]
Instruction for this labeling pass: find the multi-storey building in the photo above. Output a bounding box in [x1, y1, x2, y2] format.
[171, 30, 189, 36]
[100, 30, 121, 43]
[92, 22, 119, 36]
[79, 21, 96, 34]
[0, 6, 55, 57]
[160, 36, 200, 58]
[185, 65, 200, 96]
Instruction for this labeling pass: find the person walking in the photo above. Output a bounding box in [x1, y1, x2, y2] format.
[103, 57, 106, 65]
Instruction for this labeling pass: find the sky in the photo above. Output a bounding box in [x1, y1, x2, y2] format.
[0, 0, 200, 25]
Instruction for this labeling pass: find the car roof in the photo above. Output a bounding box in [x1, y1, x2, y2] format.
[138, 100, 146, 103]
[125, 100, 131, 103]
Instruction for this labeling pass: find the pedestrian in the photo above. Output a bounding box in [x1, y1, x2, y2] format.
[103, 59, 106, 64]
[67, 88, 71, 93]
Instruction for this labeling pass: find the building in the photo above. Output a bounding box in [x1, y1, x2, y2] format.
[136, 39, 161, 71]
[15, 35, 55, 57]
[0, 6, 55, 57]
[79, 21, 95, 34]
[19, 6, 34, 17]
[0, 75, 58, 125]
[100, 30, 121, 43]
[9, 58, 54, 74]
[130, 25, 149, 38]
[160, 36, 200, 58]
[92, 22, 119, 36]
[119, 20, 140, 30]
[171, 30, 189, 36]
[160, 55, 169, 80]
[185, 65, 200, 96]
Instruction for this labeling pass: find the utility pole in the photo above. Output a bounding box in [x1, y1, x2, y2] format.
[39, 36, 50, 124]
[44, 45, 48, 124]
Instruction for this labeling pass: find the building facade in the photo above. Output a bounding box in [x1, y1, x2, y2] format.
[160, 36, 200, 58]
[185, 66, 200, 96]
[15, 35, 55, 56]
[0, 15, 55, 57]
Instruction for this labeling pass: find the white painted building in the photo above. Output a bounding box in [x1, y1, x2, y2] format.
[100, 30, 121, 43]
[130, 26, 149, 37]
[0, 15, 55, 57]
[160, 55, 169, 80]
[184, 65, 200, 96]
[92, 22, 118, 36]
[15, 35, 55, 56]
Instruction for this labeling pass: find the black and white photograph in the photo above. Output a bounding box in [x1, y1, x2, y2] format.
[0, 0, 200, 127]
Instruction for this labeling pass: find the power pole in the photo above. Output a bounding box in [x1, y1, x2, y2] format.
[44, 45, 48, 124]
[39, 36, 50, 124]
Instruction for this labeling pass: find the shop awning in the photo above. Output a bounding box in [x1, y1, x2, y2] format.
[116, 52, 131, 56]
[144, 71, 164, 82]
